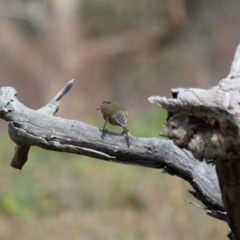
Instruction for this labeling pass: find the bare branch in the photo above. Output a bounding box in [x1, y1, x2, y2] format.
[10, 79, 74, 169]
[0, 84, 224, 223]
[149, 43, 240, 239]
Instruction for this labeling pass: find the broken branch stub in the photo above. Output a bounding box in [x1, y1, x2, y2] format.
[149, 44, 240, 239]
[0, 77, 226, 225]
[7, 79, 74, 169]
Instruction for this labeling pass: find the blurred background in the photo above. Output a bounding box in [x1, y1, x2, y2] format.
[0, 0, 239, 239]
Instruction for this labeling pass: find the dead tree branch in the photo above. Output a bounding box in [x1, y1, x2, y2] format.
[0, 79, 224, 224]
[149, 44, 240, 239]
[10, 79, 74, 169]
[2, 44, 240, 238]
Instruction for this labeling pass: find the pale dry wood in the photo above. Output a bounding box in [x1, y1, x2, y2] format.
[10, 79, 74, 169]
[0, 80, 225, 226]
[149, 44, 240, 239]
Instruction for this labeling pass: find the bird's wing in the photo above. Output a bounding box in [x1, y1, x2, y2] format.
[114, 113, 127, 128]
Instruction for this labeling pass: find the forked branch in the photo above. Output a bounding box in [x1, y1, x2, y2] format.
[0, 79, 224, 225]
[3, 43, 240, 238]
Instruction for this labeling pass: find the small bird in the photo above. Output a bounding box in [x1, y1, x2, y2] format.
[97, 101, 130, 147]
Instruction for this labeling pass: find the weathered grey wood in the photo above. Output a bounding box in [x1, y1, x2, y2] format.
[149, 44, 240, 239]
[10, 79, 74, 169]
[0, 83, 224, 223]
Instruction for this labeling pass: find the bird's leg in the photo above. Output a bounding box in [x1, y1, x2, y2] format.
[101, 121, 107, 139]
[122, 128, 130, 148]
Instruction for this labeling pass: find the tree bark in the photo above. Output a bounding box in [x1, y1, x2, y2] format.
[2, 45, 240, 238]
[0, 80, 224, 220]
[149, 43, 240, 239]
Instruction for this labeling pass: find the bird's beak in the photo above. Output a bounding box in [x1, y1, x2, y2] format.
[96, 108, 100, 110]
